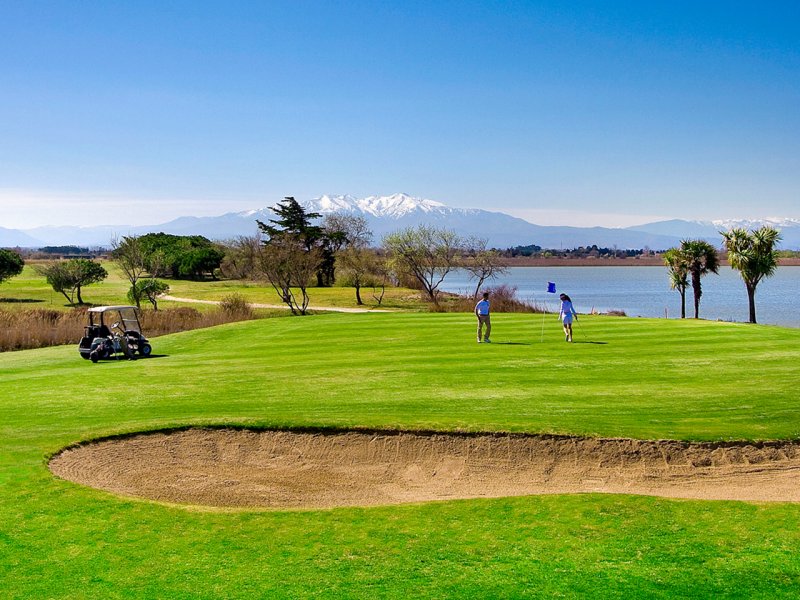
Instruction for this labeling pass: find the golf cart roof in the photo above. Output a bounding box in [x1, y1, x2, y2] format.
[87, 305, 140, 313]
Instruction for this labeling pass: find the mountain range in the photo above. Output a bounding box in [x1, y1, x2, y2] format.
[3, 193, 800, 250]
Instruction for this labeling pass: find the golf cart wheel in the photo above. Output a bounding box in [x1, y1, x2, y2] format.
[140, 344, 152, 357]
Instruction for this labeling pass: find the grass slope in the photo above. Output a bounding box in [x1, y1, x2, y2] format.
[2, 313, 800, 598]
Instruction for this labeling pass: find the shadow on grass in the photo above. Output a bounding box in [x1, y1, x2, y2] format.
[85, 354, 170, 364]
[573, 340, 608, 345]
[493, 341, 533, 346]
[0, 298, 44, 304]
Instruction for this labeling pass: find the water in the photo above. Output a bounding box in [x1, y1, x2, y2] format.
[442, 266, 800, 328]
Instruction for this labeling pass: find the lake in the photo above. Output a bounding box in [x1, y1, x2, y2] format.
[441, 266, 800, 328]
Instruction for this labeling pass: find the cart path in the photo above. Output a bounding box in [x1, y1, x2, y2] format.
[161, 294, 391, 313]
[50, 429, 800, 509]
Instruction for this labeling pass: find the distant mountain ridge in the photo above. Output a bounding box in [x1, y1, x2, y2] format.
[3, 193, 799, 249]
[627, 218, 800, 249]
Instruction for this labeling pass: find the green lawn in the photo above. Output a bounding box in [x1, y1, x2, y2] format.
[2, 312, 800, 598]
[0, 264, 423, 312]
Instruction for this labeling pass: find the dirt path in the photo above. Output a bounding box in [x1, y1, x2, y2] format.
[49, 429, 800, 509]
[161, 295, 391, 313]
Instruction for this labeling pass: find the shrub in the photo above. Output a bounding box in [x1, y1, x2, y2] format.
[219, 293, 253, 319]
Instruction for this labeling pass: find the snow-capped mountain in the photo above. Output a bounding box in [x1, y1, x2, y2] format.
[312, 193, 451, 218]
[711, 217, 800, 230]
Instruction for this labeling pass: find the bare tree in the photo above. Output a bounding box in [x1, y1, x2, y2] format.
[383, 225, 464, 305]
[326, 215, 374, 305]
[463, 237, 508, 300]
[258, 234, 320, 315]
[220, 235, 263, 280]
[111, 235, 148, 308]
[370, 254, 391, 306]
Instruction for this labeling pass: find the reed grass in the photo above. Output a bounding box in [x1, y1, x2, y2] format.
[0, 304, 261, 352]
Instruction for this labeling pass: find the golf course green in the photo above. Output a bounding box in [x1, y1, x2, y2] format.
[3, 312, 800, 598]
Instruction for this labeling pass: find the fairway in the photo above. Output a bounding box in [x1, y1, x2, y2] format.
[3, 312, 800, 597]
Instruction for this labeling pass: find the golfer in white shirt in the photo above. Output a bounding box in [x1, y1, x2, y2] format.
[475, 292, 491, 343]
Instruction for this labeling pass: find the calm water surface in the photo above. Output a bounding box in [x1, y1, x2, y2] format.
[442, 266, 800, 328]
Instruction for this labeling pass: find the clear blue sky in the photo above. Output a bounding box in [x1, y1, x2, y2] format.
[1, 1, 798, 228]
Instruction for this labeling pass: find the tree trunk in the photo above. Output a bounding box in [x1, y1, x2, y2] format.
[76, 285, 84, 305]
[691, 272, 701, 319]
[679, 288, 686, 319]
[747, 283, 757, 324]
[355, 284, 363, 306]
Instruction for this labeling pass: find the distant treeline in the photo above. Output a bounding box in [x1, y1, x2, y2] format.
[498, 244, 656, 259]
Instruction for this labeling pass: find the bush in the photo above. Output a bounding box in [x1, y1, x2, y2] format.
[219, 293, 253, 319]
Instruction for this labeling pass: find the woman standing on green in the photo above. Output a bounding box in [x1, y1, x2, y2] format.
[558, 293, 577, 342]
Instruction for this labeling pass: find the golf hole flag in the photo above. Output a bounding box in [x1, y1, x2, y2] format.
[547, 282, 556, 294]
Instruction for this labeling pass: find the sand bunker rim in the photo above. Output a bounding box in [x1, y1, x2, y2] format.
[48, 427, 800, 508]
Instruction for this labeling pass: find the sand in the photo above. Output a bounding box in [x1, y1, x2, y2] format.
[49, 428, 800, 509]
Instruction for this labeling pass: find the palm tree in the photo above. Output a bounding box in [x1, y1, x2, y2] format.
[680, 239, 720, 319]
[663, 248, 689, 318]
[721, 226, 782, 324]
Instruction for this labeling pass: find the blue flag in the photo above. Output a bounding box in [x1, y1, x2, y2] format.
[547, 282, 556, 294]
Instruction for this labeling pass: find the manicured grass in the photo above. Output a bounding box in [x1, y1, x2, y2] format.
[0, 264, 425, 312]
[165, 278, 426, 310]
[2, 313, 800, 597]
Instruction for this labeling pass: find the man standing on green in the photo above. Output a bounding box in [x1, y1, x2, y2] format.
[475, 291, 491, 343]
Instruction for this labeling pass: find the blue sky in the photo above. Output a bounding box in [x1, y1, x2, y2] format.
[1, 1, 798, 228]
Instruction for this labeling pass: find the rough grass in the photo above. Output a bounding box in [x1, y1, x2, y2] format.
[0, 305, 273, 352]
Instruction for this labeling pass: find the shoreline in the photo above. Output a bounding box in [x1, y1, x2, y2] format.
[498, 257, 800, 267]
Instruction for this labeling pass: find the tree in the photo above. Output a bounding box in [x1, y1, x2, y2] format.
[128, 279, 170, 311]
[38, 262, 74, 303]
[37, 259, 107, 305]
[220, 236, 262, 280]
[0, 249, 24, 286]
[721, 226, 782, 324]
[69, 259, 108, 305]
[680, 239, 720, 319]
[256, 196, 322, 244]
[257, 197, 333, 288]
[463, 238, 508, 300]
[663, 247, 690, 319]
[325, 215, 373, 305]
[138, 233, 224, 280]
[112, 235, 148, 308]
[258, 234, 320, 315]
[383, 225, 464, 305]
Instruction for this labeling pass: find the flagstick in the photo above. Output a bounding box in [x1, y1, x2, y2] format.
[539, 296, 546, 343]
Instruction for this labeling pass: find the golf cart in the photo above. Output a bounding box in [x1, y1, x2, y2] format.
[78, 305, 152, 362]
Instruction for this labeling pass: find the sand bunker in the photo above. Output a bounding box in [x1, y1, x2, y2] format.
[49, 429, 800, 508]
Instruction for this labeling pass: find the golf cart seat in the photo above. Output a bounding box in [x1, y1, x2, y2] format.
[83, 324, 111, 340]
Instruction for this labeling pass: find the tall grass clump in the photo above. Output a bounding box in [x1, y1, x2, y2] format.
[0, 307, 87, 351]
[0, 305, 259, 352]
[219, 293, 254, 320]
